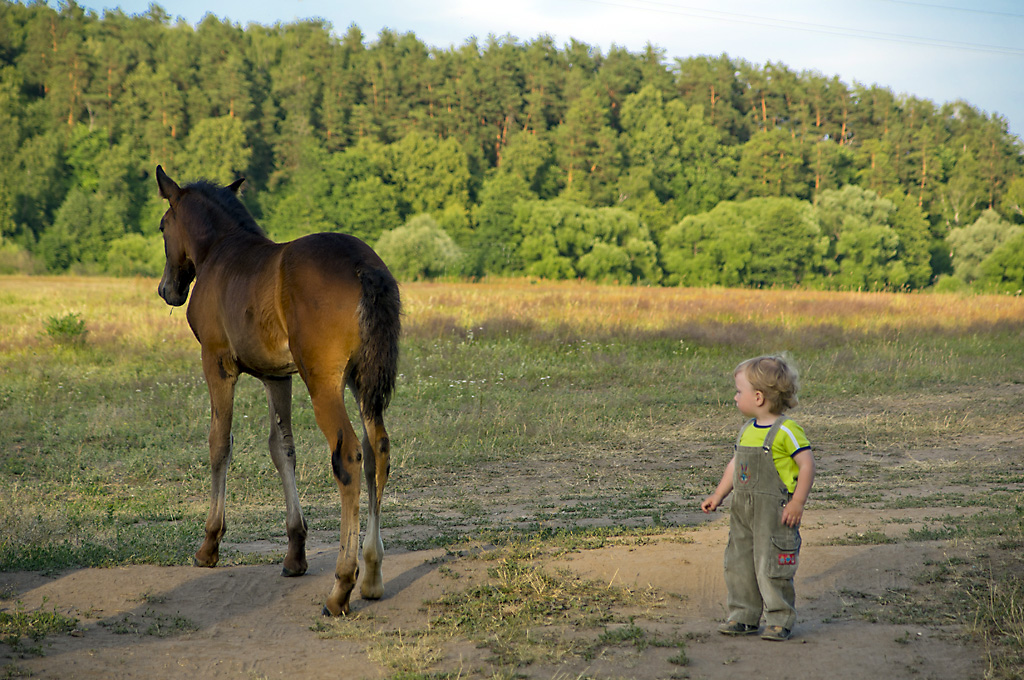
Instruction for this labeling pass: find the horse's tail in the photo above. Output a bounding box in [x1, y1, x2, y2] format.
[354, 265, 401, 421]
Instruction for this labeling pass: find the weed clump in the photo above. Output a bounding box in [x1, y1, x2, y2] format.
[43, 312, 88, 346]
[0, 602, 78, 657]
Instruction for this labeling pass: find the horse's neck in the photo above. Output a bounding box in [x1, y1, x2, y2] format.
[193, 224, 272, 269]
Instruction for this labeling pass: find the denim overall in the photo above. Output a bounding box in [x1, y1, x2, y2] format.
[723, 418, 801, 631]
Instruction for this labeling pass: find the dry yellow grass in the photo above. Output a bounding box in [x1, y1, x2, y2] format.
[2, 276, 1021, 351]
[0, 276, 194, 351]
[403, 278, 1023, 334]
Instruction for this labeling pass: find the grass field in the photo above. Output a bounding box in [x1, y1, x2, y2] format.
[1, 276, 1023, 678]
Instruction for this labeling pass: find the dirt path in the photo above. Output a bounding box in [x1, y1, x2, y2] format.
[2, 506, 982, 680]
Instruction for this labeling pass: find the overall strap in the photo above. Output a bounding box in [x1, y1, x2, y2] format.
[761, 418, 788, 454]
[734, 418, 756, 450]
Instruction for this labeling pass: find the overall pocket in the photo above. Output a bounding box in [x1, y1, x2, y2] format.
[769, 533, 801, 579]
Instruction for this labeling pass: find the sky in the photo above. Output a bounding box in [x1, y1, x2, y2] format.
[65, 0, 1024, 141]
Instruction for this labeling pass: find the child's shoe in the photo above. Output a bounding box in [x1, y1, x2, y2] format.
[717, 620, 759, 636]
[761, 625, 792, 641]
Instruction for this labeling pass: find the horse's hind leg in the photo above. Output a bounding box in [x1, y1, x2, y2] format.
[306, 376, 362, 616]
[359, 414, 390, 601]
[263, 376, 308, 577]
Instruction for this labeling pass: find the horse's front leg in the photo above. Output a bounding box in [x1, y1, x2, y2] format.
[195, 350, 238, 568]
[307, 379, 362, 616]
[263, 376, 308, 577]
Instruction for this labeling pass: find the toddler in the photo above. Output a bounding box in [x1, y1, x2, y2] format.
[701, 355, 815, 641]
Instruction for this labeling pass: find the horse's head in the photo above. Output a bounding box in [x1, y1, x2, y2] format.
[155, 165, 244, 306]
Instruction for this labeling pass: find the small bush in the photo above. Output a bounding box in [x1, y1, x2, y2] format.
[44, 313, 88, 346]
[374, 214, 463, 281]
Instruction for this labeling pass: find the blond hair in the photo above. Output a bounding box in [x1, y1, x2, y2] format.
[735, 355, 800, 414]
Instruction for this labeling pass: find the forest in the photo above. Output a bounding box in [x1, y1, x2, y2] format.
[1, 0, 1023, 291]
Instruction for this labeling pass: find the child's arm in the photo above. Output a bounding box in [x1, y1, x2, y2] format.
[781, 449, 815, 527]
[701, 457, 735, 513]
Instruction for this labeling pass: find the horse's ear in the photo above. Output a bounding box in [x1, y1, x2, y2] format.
[227, 177, 245, 194]
[156, 165, 182, 202]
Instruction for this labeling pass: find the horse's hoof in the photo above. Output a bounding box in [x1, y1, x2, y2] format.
[281, 565, 307, 577]
[322, 601, 350, 617]
[360, 585, 384, 600]
[192, 557, 217, 568]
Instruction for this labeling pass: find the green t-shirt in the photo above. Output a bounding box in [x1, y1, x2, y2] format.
[739, 418, 811, 493]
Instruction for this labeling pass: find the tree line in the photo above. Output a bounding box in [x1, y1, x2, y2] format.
[1, 0, 1022, 291]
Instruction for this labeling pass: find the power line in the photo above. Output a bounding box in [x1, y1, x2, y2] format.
[571, 0, 1024, 57]
[877, 0, 1024, 21]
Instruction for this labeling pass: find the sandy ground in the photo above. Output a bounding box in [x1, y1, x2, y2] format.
[1, 505, 983, 680]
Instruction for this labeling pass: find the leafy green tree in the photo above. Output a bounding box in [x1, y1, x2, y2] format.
[815, 186, 926, 290]
[263, 138, 401, 244]
[673, 54, 748, 143]
[976, 230, 1024, 292]
[616, 85, 678, 239]
[105, 233, 163, 276]
[854, 138, 900, 195]
[0, 239, 37, 274]
[500, 128, 558, 198]
[0, 67, 24, 242]
[1001, 176, 1024, 224]
[387, 130, 471, 217]
[10, 130, 67, 246]
[519, 35, 565, 133]
[737, 129, 810, 200]
[515, 199, 661, 283]
[374, 214, 463, 281]
[849, 84, 898, 144]
[470, 171, 532, 275]
[320, 24, 368, 151]
[180, 115, 252, 184]
[553, 84, 620, 205]
[832, 223, 906, 290]
[39, 137, 144, 272]
[904, 118, 945, 215]
[469, 34, 526, 167]
[936, 148, 986, 230]
[885, 190, 935, 288]
[798, 71, 851, 144]
[618, 85, 675, 201]
[946, 209, 1023, 283]
[35, 0, 92, 129]
[662, 197, 825, 287]
[191, 14, 256, 121]
[617, 86, 736, 237]
[65, 123, 106, 191]
[808, 139, 854, 193]
[596, 45, 644, 129]
[115, 62, 187, 165]
[665, 101, 738, 218]
[516, 200, 575, 279]
[38, 187, 90, 271]
[325, 140, 404, 243]
[661, 203, 741, 287]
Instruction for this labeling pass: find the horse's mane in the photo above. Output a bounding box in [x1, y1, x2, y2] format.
[185, 180, 267, 238]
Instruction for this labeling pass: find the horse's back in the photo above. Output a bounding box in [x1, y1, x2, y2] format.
[284, 232, 388, 276]
[276, 232, 395, 379]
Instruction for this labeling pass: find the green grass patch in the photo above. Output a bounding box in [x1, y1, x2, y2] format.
[0, 602, 78, 657]
[829, 530, 897, 546]
[3, 278, 1024, 676]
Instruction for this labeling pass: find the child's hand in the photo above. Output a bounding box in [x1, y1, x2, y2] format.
[781, 499, 804, 527]
[701, 496, 720, 513]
